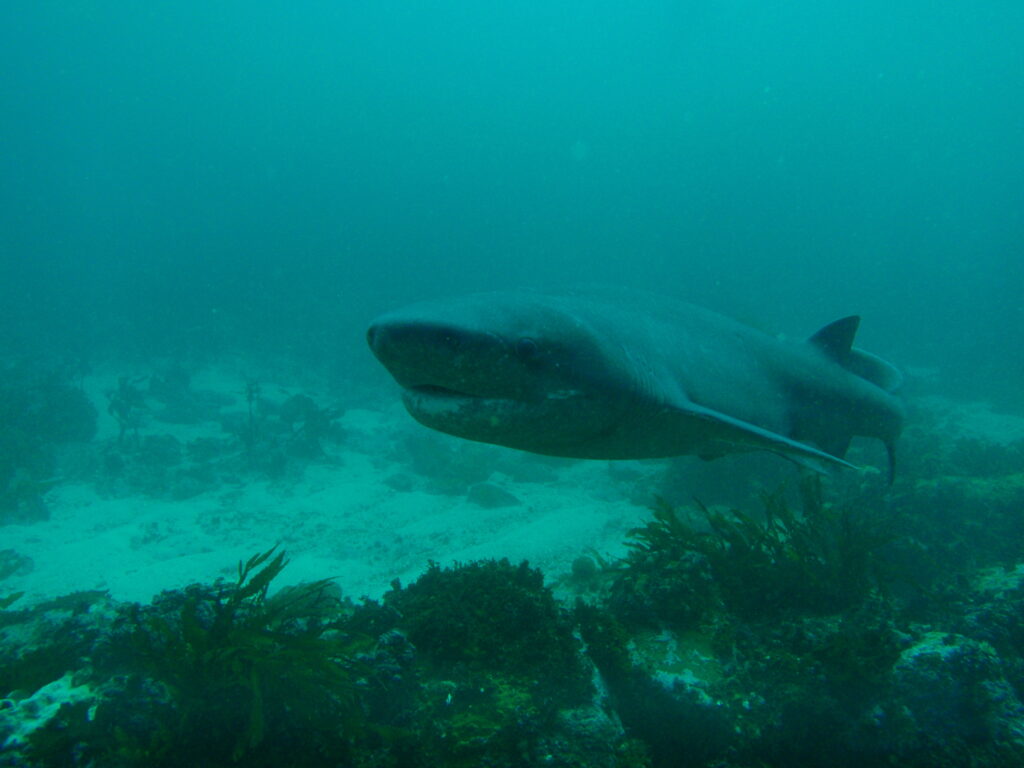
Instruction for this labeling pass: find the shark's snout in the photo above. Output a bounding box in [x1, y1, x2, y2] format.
[368, 319, 469, 369]
[366, 319, 418, 362]
[366, 319, 430, 386]
[367, 315, 511, 399]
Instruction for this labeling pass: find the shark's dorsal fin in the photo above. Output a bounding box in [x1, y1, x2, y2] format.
[809, 316, 903, 393]
[809, 316, 860, 361]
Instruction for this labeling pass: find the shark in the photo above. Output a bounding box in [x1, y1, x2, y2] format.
[366, 289, 904, 478]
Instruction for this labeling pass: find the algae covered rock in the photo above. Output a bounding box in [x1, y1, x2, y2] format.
[888, 633, 1024, 749]
[0, 551, 640, 768]
[0, 673, 94, 758]
[385, 558, 591, 706]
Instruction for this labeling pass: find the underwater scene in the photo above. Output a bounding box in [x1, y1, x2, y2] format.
[2, 2, 1023, 766]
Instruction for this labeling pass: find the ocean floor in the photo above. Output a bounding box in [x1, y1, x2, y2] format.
[6, 360, 1024, 766]
[4, 363, 1024, 611]
[2, 364, 658, 607]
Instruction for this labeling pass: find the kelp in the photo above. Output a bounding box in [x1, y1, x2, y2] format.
[624, 476, 895, 623]
[121, 546, 369, 764]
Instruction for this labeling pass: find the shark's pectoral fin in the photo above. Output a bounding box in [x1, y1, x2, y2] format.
[672, 401, 858, 471]
[816, 433, 852, 461]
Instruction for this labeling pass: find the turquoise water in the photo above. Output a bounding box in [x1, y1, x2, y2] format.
[2, 3, 1024, 766]
[1, 1, 1021, 404]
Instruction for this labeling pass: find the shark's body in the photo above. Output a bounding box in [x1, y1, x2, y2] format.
[367, 290, 904, 477]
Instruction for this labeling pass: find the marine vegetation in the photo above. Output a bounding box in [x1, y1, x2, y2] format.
[384, 559, 589, 703]
[614, 476, 895, 628]
[376, 558, 598, 766]
[102, 546, 369, 765]
[9, 547, 372, 767]
[106, 374, 147, 446]
[5, 553, 640, 768]
[97, 372, 345, 498]
[223, 382, 344, 478]
[0, 359, 97, 523]
[8, 400, 1024, 768]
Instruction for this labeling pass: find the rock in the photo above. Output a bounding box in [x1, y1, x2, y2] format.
[0, 673, 94, 755]
[467, 481, 521, 508]
[877, 632, 1024, 756]
[0, 550, 32, 582]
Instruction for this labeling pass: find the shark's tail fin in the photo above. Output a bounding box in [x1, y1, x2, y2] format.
[809, 316, 903, 484]
[809, 316, 903, 393]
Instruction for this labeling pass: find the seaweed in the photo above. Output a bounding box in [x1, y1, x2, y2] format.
[385, 559, 592, 709]
[609, 498, 717, 630]
[0, 359, 94, 523]
[620, 476, 895, 626]
[117, 546, 370, 764]
[107, 375, 147, 446]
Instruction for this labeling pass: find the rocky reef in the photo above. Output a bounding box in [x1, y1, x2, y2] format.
[5, 469, 1024, 768]
[0, 551, 643, 767]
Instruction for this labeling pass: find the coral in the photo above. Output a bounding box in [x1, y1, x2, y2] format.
[897, 473, 1024, 572]
[808, 606, 904, 703]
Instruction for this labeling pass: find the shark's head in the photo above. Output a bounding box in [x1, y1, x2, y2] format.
[367, 292, 637, 456]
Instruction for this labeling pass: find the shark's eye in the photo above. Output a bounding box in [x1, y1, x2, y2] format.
[515, 337, 539, 361]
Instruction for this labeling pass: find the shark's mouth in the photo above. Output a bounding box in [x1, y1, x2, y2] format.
[404, 374, 528, 403]
[407, 384, 487, 400]
[401, 384, 525, 423]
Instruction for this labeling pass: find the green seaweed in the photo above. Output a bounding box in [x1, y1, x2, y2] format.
[121, 546, 369, 764]
[622, 476, 894, 625]
[385, 559, 592, 709]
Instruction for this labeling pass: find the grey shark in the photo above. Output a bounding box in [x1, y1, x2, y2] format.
[367, 290, 904, 478]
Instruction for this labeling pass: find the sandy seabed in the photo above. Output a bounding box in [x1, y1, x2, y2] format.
[2, 365, 653, 607]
